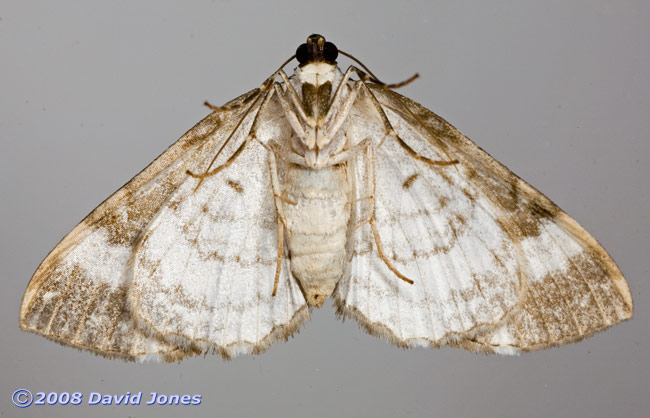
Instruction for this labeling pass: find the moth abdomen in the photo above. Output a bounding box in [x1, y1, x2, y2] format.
[283, 164, 351, 307]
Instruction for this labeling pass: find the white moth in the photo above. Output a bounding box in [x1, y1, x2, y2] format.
[20, 35, 633, 361]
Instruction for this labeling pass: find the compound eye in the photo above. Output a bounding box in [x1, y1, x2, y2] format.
[323, 41, 338, 62]
[296, 43, 309, 64]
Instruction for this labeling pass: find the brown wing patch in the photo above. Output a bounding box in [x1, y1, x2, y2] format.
[402, 173, 419, 189]
[96, 175, 177, 246]
[20, 262, 183, 361]
[226, 179, 244, 193]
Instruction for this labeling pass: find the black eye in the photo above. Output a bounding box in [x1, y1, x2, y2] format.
[296, 44, 309, 64]
[323, 42, 338, 62]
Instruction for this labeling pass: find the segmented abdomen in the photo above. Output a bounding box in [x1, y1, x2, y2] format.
[284, 164, 350, 307]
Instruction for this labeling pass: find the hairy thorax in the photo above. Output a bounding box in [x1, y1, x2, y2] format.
[283, 163, 350, 307]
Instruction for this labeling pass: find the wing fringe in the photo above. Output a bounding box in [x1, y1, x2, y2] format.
[132, 305, 310, 360]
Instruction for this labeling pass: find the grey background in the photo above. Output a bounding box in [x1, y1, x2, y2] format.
[1, 1, 648, 417]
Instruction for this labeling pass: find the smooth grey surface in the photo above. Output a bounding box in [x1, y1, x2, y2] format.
[1, 1, 648, 417]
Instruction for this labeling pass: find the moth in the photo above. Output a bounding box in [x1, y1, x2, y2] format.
[20, 35, 633, 362]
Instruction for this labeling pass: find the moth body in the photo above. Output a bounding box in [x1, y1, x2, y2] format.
[281, 60, 352, 307]
[19, 34, 633, 362]
[283, 164, 351, 308]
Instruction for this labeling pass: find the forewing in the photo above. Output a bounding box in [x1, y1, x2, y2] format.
[370, 87, 633, 353]
[129, 103, 309, 360]
[19, 90, 260, 361]
[335, 88, 526, 347]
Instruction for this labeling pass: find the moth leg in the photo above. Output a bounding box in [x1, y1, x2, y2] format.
[263, 143, 291, 226]
[204, 101, 220, 110]
[275, 66, 362, 155]
[204, 88, 263, 112]
[275, 194, 297, 205]
[321, 67, 364, 141]
[364, 142, 415, 285]
[299, 68, 365, 157]
[187, 83, 276, 187]
[327, 65, 357, 111]
[351, 216, 373, 232]
[369, 221, 414, 285]
[273, 83, 309, 144]
[346, 195, 374, 206]
[349, 193, 375, 232]
[203, 99, 255, 112]
[363, 81, 458, 166]
[274, 66, 359, 135]
[263, 142, 290, 297]
[271, 136, 372, 169]
[265, 138, 314, 169]
[274, 69, 309, 124]
[272, 219, 285, 297]
[318, 82, 364, 156]
[326, 137, 371, 166]
[349, 66, 459, 167]
[200, 83, 272, 172]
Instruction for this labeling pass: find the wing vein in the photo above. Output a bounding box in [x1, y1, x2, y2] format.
[44, 271, 75, 335]
[72, 281, 103, 345]
[391, 152, 438, 340]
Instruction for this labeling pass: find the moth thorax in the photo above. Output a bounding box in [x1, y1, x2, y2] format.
[295, 62, 339, 85]
[293, 63, 343, 166]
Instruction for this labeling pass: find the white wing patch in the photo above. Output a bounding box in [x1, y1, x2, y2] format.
[130, 140, 308, 359]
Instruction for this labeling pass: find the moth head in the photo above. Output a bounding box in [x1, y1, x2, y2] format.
[296, 34, 338, 66]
